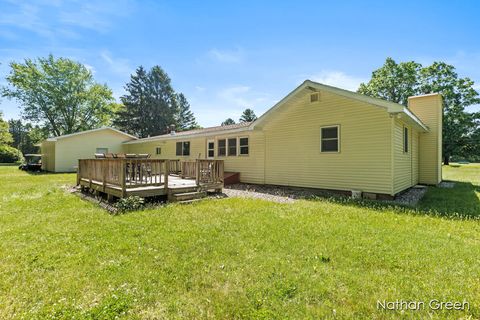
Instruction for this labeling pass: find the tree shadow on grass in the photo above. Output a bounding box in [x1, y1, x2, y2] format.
[315, 180, 480, 220]
[416, 181, 480, 218]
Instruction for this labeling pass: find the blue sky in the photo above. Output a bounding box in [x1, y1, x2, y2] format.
[0, 0, 479, 127]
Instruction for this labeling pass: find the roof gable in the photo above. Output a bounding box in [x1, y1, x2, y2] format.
[46, 127, 137, 142]
[250, 80, 428, 132]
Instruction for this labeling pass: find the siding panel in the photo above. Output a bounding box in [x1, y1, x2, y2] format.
[262, 90, 393, 194]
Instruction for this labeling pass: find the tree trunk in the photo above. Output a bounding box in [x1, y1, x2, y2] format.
[443, 155, 450, 165]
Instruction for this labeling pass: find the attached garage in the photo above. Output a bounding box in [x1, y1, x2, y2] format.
[40, 127, 137, 172]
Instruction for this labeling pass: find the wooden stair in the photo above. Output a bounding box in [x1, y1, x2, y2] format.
[168, 186, 208, 203]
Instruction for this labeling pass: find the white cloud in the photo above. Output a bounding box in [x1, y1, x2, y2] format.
[0, 0, 135, 39]
[0, 3, 54, 38]
[309, 71, 367, 91]
[100, 50, 132, 76]
[84, 64, 96, 75]
[208, 48, 245, 63]
[189, 85, 273, 126]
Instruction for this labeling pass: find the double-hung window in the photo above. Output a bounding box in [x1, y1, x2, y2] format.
[228, 138, 237, 156]
[175, 141, 190, 156]
[320, 126, 339, 152]
[239, 137, 249, 155]
[217, 139, 226, 157]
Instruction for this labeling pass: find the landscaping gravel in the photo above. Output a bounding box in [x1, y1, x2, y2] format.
[387, 185, 428, 206]
[223, 183, 340, 204]
[224, 183, 429, 206]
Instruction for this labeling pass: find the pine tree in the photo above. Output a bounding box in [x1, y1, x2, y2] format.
[176, 93, 198, 131]
[239, 108, 257, 122]
[114, 66, 199, 138]
[221, 118, 235, 126]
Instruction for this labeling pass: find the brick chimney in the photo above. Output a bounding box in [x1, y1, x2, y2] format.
[407, 93, 443, 185]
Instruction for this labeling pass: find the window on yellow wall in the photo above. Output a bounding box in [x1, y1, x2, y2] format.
[239, 137, 249, 155]
[320, 126, 339, 152]
[156, 147, 161, 155]
[218, 139, 226, 156]
[403, 127, 409, 153]
[228, 138, 237, 156]
[175, 141, 190, 156]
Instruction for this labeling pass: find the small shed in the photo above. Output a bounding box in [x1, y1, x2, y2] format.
[40, 127, 137, 172]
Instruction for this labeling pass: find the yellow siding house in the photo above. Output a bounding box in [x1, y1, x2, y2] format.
[123, 80, 442, 197]
[42, 80, 443, 198]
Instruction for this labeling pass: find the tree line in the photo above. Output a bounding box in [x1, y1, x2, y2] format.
[0, 55, 479, 163]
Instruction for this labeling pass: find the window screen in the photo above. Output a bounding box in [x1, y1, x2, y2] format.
[176, 142, 182, 156]
[239, 137, 249, 155]
[404, 127, 409, 153]
[228, 138, 237, 156]
[218, 139, 226, 156]
[176, 141, 190, 156]
[207, 141, 214, 158]
[321, 126, 339, 152]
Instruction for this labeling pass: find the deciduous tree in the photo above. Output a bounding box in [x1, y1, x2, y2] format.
[2, 55, 115, 137]
[358, 58, 480, 164]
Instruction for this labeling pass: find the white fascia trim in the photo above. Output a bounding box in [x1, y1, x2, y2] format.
[401, 107, 429, 132]
[123, 126, 252, 144]
[46, 127, 138, 141]
[250, 80, 429, 132]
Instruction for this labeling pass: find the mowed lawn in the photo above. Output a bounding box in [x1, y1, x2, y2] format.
[0, 165, 479, 319]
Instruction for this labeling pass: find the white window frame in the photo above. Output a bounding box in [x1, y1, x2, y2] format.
[155, 147, 161, 155]
[96, 147, 108, 154]
[320, 125, 340, 153]
[227, 137, 237, 156]
[207, 139, 215, 159]
[217, 138, 226, 157]
[175, 141, 190, 157]
[239, 136, 249, 156]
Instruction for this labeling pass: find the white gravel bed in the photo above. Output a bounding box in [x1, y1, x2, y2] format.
[392, 185, 428, 206]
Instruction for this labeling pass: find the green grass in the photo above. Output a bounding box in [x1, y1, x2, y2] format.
[418, 164, 480, 217]
[0, 165, 479, 319]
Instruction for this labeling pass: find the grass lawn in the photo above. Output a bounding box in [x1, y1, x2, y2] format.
[0, 165, 479, 319]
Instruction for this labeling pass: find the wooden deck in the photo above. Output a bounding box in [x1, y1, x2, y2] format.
[77, 158, 224, 201]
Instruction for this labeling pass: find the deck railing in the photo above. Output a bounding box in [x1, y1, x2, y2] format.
[78, 158, 170, 196]
[196, 159, 224, 185]
[77, 158, 224, 196]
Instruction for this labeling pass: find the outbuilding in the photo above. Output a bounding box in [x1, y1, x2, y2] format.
[40, 127, 137, 172]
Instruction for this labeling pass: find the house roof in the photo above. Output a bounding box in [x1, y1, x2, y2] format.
[125, 80, 431, 145]
[251, 80, 429, 132]
[45, 127, 138, 142]
[123, 122, 251, 144]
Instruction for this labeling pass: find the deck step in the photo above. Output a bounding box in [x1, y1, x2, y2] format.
[171, 191, 207, 202]
[169, 186, 199, 194]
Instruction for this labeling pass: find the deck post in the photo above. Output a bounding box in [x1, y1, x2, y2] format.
[76, 160, 80, 186]
[102, 159, 107, 192]
[88, 159, 92, 189]
[164, 160, 169, 192]
[195, 159, 200, 186]
[120, 160, 126, 198]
